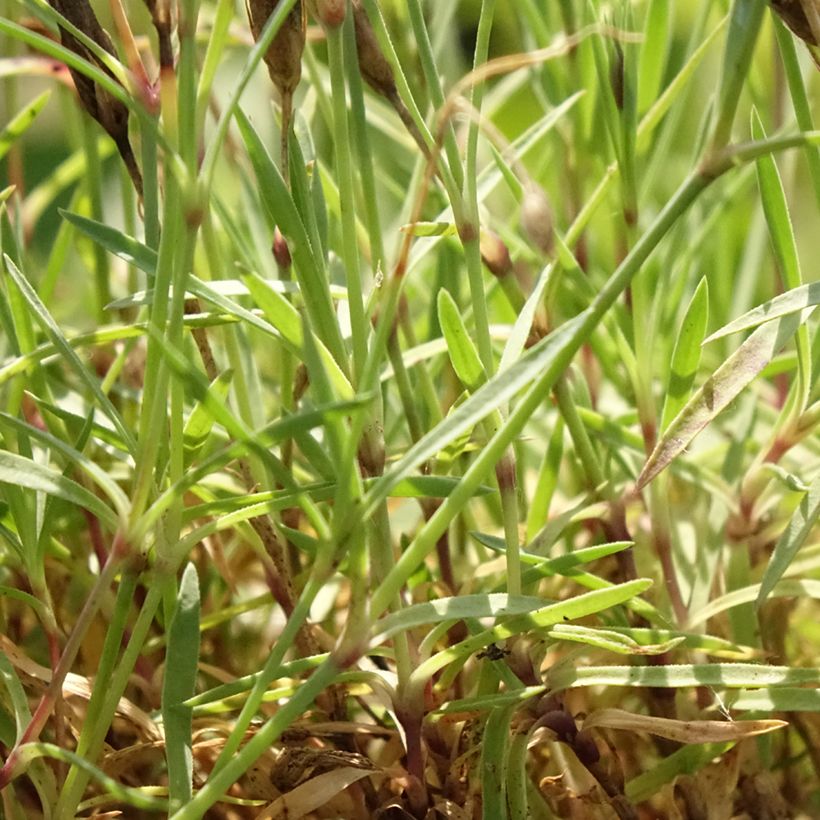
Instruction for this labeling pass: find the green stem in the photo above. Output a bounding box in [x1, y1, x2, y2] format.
[326, 21, 366, 379]
[405, 0, 464, 190]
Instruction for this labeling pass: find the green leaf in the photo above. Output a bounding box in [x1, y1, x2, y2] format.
[481, 704, 514, 820]
[626, 741, 734, 803]
[546, 623, 684, 656]
[549, 662, 820, 692]
[2, 255, 136, 454]
[162, 564, 201, 813]
[752, 109, 812, 411]
[413, 579, 653, 683]
[691, 579, 820, 626]
[437, 288, 485, 393]
[730, 687, 820, 712]
[0, 649, 31, 739]
[15, 742, 167, 812]
[234, 107, 348, 370]
[61, 212, 295, 345]
[183, 370, 234, 463]
[703, 281, 820, 343]
[638, 0, 670, 113]
[638, 311, 804, 489]
[660, 276, 709, 430]
[757, 476, 820, 607]
[372, 593, 553, 645]
[0, 410, 131, 519]
[0, 451, 119, 531]
[367, 310, 588, 512]
[242, 272, 353, 399]
[0, 91, 50, 163]
[59, 210, 159, 275]
[435, 686, 545, 716]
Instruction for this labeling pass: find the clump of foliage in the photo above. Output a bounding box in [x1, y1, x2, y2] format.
[0, 0, 819, 817]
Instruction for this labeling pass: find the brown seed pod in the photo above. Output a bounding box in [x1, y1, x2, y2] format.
[349, 0, 431, 160]
[771, 0, 819, 44]
[537, 709, 578, 743]
[520, 182, 554, 256]
[351, 0, 395, 98]
[246, 0, 305, 184]
[247, 0, 305, 97]
[49, 0, 142, 194]
[479, 229, 512, 278]
[771, 0, 820, 67]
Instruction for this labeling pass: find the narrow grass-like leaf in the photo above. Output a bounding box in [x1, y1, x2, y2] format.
[583, 708, 785, 743]
[625, 742, 734, 803]
[703, 281, 820, 343]
[162, 564, 201, 812]
[61, 212, 297, 344]
[0, 650, 31, 738]
[638, 0, 669, 113]
[546, 624, 684, 656]
[437, 288, 485, 392]
[0, 91, 50, 163]
[413, 579, 653, 683]
[752, 110, 812, 411]
[482, 705, 514, 820]
[757, 473, 820, 608]
[0, 411, 130, 518]
[730, 687, 820, 712]
[638, 311, 804, 489]
[133, 398, 367, 539]
[183, 370, 234, 463]
[691, 579, 820, 627]
[243, 272, 353, 399]
[60, 210, 159, 275]
[372, 594, 552, 645]
[549, 663, 820, 692]
[367, 310, 588, 511]
[660, 277, 709, 430]
[2, 255, 136, 453]
[14, 742, 168, 811]
[234, 108, 347, 370]
[709, 0, 765, 150]
[182, 475, 493, 523]
[0, 451, 118, 531]
[435, 686, 545, 717]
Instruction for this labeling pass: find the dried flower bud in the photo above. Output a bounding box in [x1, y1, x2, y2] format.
[520, 183, 553, 256]
[49, 0, 142, 194]
[247, 0, 305, 97]
[293, 362, 310, 402]
[537, 709, 578, 743]
[308, 0, 345, 28]
[351, 0, 396, 97]
[272, 227, 292, 268]
[479, 229, 512, 278]
[772, 0, 819, 44]
[771, 1, 820, 67]
[572, 729, 600, 765]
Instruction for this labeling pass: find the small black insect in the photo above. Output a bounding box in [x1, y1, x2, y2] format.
[477, 643, 510, 661]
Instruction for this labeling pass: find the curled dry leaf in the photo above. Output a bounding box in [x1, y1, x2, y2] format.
[257, 764, 381, 820]
[583, 707, 787, 744]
